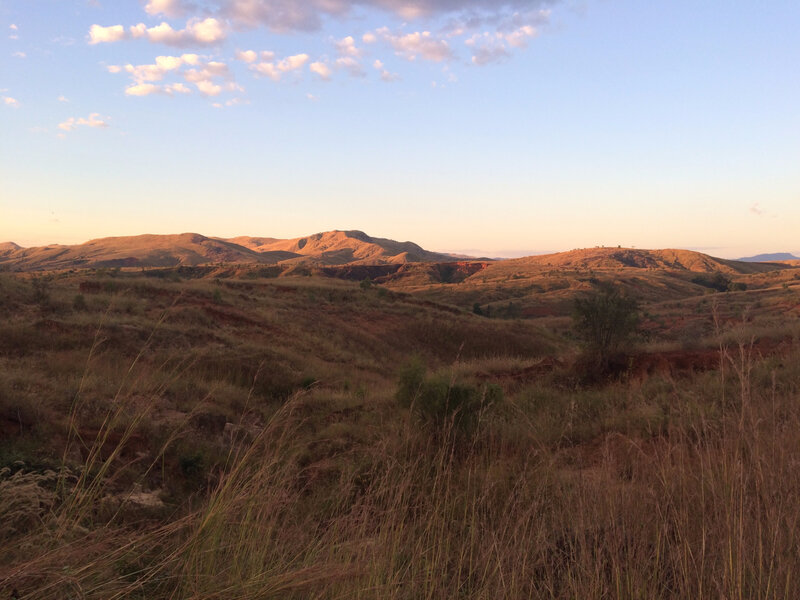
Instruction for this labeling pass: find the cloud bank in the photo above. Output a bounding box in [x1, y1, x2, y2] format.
[88, 0, 556, 98]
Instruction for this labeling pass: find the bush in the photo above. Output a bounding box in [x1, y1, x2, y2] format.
[691, 272, 731, 292]
[72, 293, 87, 311]
[395, 358, 502, 436]
[31, 277, 51, 309]
[572, 282, 640, 375]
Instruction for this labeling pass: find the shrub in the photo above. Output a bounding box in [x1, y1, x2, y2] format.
[31, 277, 51, 308]
[395, 358, 502, 436]
[691, 272, 731, 292]
[572, 282, 640, 375]
[72, 293, 87, 311]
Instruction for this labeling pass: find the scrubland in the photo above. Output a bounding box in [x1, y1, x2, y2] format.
[2, 265, 800, 598]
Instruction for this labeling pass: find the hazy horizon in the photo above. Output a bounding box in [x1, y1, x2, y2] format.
[2, 228, 798, 262]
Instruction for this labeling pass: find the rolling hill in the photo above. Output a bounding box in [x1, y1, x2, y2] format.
[225, 230, 450, 265]
[1, 234, 792, 280]
[475, 247, 784, 277]
[0, 230, 454, 271]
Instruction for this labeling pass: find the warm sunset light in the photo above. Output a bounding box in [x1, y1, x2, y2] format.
[2, 3, 800, 598]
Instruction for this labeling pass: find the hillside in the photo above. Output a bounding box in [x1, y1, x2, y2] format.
[0, 242, 21, 257]
[0, 233, 268, 271]
[3, 266, 800, 598]
[478, 247, 784, 276]
[0, 230, 453, 271]
[226, 230, 451, 265]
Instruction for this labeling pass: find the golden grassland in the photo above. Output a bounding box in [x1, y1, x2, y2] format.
[2, 265, 800, 598]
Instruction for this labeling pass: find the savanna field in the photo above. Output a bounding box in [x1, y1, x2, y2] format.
[2, 256, 800, 599]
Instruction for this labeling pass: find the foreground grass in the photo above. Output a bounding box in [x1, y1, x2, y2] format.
[2, 270, 800, 598]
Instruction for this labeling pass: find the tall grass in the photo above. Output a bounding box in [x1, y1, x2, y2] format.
[3, 281, 800, 598]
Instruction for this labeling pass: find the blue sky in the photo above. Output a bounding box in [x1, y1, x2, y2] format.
[1, 0, 799, 258]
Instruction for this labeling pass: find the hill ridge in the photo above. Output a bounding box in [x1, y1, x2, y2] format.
[0, 236, 789, 275]
[0, 230, 453, 271]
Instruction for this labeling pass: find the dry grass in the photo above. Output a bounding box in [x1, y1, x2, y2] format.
[2, 269, 800, 598]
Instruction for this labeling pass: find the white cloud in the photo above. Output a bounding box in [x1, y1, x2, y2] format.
[9, 24, 18, 31]
[335, 56, 365, 77]
[309, 61, 332, 80]
[219, 0, 554, 32]
[107, 54, 205, 83]
[373, 27, 452, 62]
[167, 82, 192, 94]
[212, 97, 247, 108]
[373, 59, 399, 82]
[108, 55, 241, 101]
[155, 55, 186, 70]
[335, 35, 362, 57]
[145, 0, 191, 18]
[2, 96, 20, 108]
[90, 18, 226, 47]
[125, 81, 193, 96]
[235, 49, 258, 63]
[58, 95, 69, 102]
[135, 18, 226, 47]
[465, 34, 510, 65]
[125, 83, 162, 96]
[464, 14, 545, 65]
[58, 113, 110, 131]
[12, 51, 26, 58]
[89, 24, 126, 44]
[195, 79, 222, 96]
[129, 23, 147, 39]
[249, 53, 309, 80]
[184, 61, 231, 81]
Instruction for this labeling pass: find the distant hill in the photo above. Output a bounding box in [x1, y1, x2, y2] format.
[0, 242, 21, 257]
[0, 231, 455, 271]
[226, 230, 450, 265]
[738, 252, 800, 262]
[3, 235, 793, 275]
[475, 247, 786, 278]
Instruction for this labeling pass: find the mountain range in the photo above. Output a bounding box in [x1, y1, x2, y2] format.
[0, 231, 450, 271]
[0, 231, 793, 275]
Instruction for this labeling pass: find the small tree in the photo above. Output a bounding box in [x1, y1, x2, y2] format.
[572, 282, 640, 374]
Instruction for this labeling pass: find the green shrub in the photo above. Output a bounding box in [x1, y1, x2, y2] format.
[395, 358, 502, 435]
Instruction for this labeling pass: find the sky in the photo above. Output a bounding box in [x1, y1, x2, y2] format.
[1, 0, 799, 259]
